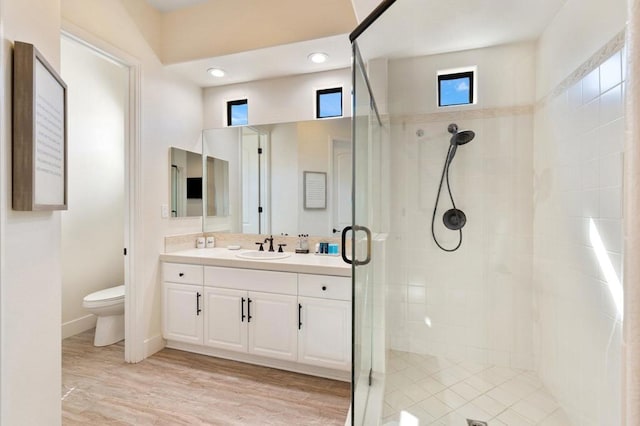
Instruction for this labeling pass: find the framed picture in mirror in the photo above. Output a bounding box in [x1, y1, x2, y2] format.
[304, 171, 327, 209]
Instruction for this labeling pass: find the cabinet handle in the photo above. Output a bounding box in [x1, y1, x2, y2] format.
[179, 272, 184, 277]
[247, 298, 252, 322]
[241, 297, 246, 322]
[298, 303, 302, 330]
[196, 292, 202, 315]
[322, 286, 327, 291]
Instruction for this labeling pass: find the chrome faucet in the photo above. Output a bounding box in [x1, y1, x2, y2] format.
[264, 235, 275, 252]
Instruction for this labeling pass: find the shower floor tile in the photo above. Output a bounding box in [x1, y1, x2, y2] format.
[382, 350, 570, 426]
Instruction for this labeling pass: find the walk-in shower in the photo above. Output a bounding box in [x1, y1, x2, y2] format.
[431, 123, 475, 252]
[349, 0, 626, 424]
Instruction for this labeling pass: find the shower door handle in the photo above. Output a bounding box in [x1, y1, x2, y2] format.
[341, 225, 372, 266]
[341, 227, 352, 264]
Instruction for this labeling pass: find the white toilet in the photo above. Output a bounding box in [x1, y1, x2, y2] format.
[82, 285, 125, 347]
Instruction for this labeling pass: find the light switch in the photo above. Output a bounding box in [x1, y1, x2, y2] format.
[161, 204, 169, 218]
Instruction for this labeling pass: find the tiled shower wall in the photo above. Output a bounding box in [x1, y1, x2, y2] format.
[387, 113, 534, 369]
[386, 42, 536, 369]
[532, 40, 625, 425]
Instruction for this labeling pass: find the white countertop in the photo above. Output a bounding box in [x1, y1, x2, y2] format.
[160, 248, 351, 277]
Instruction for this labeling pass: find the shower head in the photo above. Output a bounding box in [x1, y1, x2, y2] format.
[450, 130, 475, 146]
[446, 123, 475, 163]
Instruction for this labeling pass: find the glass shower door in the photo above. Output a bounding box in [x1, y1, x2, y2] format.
[349, 41, 382, 426]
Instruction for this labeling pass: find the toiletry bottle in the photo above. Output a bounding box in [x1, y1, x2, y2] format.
[206, 236, 215, 248]
[196, 237, 205, 249]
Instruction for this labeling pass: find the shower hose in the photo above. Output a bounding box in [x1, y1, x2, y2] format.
[431, 144, 463, 252]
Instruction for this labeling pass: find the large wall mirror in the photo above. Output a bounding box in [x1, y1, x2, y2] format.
[202, 118, 352, 237]
[169, 147, 230, 219]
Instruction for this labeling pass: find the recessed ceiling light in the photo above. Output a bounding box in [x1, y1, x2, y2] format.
[207, 68, 225, 78]
[308, 52, 328, 64]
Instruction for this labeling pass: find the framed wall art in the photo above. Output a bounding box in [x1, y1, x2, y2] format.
[13, 41, 68, 211]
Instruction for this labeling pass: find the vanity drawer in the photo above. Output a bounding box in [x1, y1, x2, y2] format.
[205, 266, 297, 295]
[163, 262, 203, 285]
[298, 274, 351, 301]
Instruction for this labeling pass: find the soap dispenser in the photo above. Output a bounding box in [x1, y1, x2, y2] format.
[295, 234, 310, 254]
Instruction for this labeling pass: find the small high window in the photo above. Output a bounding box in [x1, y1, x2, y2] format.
[227, 99, 248, 126]
[316, 87, 343, 119]
[438, 68, 475, 107]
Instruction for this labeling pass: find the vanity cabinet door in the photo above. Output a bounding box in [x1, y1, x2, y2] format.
[247, 291, 298, 362]
[203, 287, 248, 353]
[298, 296, 351, 371]
[163, 282, 203, 345]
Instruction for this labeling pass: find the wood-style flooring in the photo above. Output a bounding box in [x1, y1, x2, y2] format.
[62, 330, 350, 425]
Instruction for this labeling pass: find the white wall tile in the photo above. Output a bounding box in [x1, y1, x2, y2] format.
[599, 187, 622, 219]
[599, 51, 622, 93]
[598, 152, 623, 188]
[581, 98, 600, 132]
[582, 68, 600, 103]
[598, 118, 625, 156]
[599, 84, 623, 124]
[533, 49, 624, 425]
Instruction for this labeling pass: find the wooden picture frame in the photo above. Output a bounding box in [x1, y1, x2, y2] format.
[13, 41, 68, 211]
[303, 171, 327, 209]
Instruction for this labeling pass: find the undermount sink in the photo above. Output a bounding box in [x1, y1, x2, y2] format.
[236, 251, 291, 260]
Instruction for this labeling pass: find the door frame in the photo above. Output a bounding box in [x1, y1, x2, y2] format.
[61, 23, 143, 363]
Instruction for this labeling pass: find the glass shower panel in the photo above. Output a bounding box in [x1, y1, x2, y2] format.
[351, 41, 381, 426]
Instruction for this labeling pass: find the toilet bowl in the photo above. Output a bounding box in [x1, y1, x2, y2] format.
[83, 285, 125, 347]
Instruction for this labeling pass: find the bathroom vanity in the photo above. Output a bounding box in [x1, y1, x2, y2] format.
[159, 248, 351, 381]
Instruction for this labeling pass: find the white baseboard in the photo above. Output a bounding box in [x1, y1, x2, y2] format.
[62, 314, 96, 339]
[144, 334, 165, 358]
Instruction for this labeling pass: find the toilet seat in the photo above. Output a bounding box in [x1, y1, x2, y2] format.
[83, 285, 124, 307]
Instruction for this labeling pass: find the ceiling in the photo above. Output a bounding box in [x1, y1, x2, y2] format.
[145, 0, 567, 88]
[146, 0, 208, 12]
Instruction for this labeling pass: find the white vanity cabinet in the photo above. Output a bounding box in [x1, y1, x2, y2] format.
[203, 287, 246, 352]
[161, 257, 351, 380]
[162, 263, 204, 344]
[204, 266, 298, 362]
[297, 274, 352, 371]
[246, 291, 298, 361]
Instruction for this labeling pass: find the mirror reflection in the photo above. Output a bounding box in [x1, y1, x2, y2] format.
[202, 118, 351, 237]
[169, 147, 230, 220]
[170, 147, 203, 218]
[205, 156, 230, 217]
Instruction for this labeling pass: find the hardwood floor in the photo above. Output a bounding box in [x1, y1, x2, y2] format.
[62, 330, 350, 425]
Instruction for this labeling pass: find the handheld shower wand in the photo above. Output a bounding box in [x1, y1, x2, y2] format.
[431, 123, 475, 252]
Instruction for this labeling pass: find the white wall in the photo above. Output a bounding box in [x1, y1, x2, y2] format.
[533, 0, 627, 422]
[386, 42, 536, 368]
[60, 36, 127, 338]
[0, 0, 63, 424]
[61, 0, 204, 357]
[203, 68, 351, 128]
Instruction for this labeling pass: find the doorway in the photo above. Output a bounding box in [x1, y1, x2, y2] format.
[59, 32, 138, 361]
